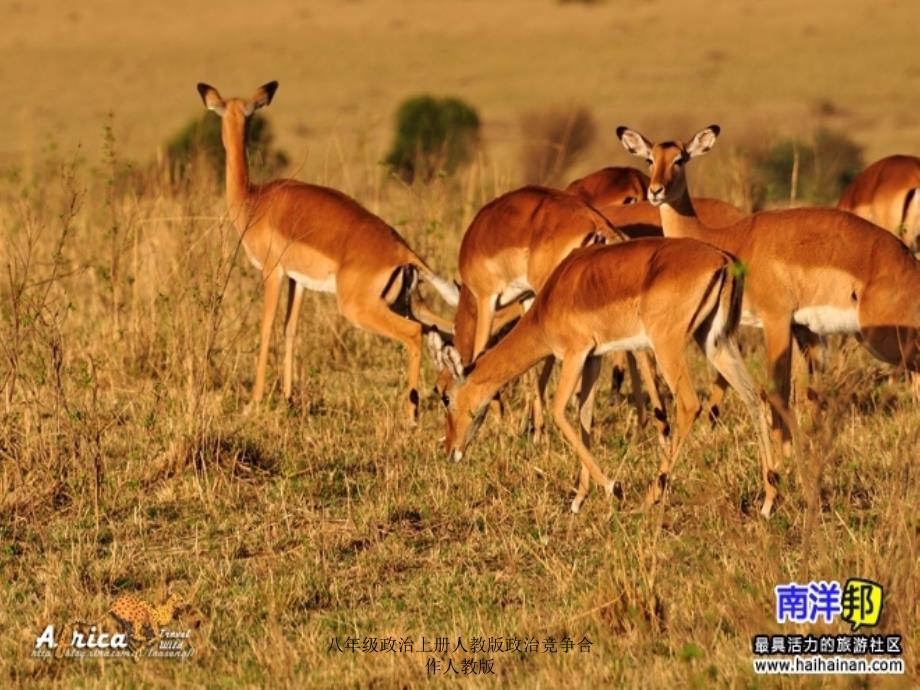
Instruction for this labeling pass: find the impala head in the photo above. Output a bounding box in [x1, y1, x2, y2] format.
[427, 332, 489, 463]
[196, 81, 279, 147]
[616, 125, 721, 206]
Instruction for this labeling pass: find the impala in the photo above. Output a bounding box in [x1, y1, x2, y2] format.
[440, 186, 663, 439]
[433, 238, 777, 516]
[565, 166, 649, 208]
[198, 81, 458, 423]
[617, 125, 920, 452]
[838, 155, 920, 251]
[459, 186, 622, 360]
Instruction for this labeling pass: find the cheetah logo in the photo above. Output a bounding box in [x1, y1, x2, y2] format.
[35, 592, 188, 659]
[107, 593, 183, 651]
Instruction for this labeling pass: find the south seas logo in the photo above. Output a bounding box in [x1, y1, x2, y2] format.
[31, 592, 193, 660]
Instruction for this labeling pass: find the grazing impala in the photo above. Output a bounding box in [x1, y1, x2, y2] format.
[432, 239, 777, 516]
[617, 125, 920, 452]
[440, 186, 663, 439]
[197, 81, 458, 423]
[838, 155, 920, 251]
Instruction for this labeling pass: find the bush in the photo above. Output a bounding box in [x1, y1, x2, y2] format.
[384, 95, 481, 182]
[519, 106, 596, 186]
[164, 112, 289, 183]
[752, 128, 863, 205]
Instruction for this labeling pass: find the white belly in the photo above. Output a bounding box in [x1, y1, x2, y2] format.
[288, 270, 337, 294]
[594, 331, 652, 355]
[793, 306, 860, 335]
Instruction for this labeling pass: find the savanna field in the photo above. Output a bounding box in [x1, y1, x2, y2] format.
[1, 1, 918, 688]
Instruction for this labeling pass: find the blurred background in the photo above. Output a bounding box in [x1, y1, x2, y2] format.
[4, 0, 918, 207]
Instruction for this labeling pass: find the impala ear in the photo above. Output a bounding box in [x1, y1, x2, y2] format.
[442, 345, 465, 383]
[426, 330, 446, 369]
[616, 126, 654, 159]
[245, 81, 278, 116]
[686, 125, 721, 158]
[197, 83, 226, 116]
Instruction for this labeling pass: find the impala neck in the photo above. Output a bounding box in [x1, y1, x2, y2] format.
[222, 117, 252, 224]
[463, 313, 552, 410]
[659, 188, 707, 239]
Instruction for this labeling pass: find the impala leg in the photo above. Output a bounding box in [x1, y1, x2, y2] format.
[645, 344, 701, 508]
[762, 318, 795, 459]
[624, 352, 647, 430]
[472, 293, 496, 360]
[791, 325, 823, 407]
[251, 268, 286, 406]
[471, 293, 504, 420]
[341, 297, 423, 427]
[705, 339, 778, 518]
[609, 351, 627, 402]
[572, 355, 603, 513]
[857, 284, 920, 372]
[637, 351, 668, 449]
[283, 279, 305, 400]
[705, 374, 730, 425]
[529, 357, 554, 442]
[551, 353, 614, 514]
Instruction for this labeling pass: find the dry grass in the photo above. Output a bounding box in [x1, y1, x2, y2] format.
[1, 132, 918, 689]
[2, 1, 919, 687]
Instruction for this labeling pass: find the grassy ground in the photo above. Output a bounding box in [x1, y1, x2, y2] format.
[2, 1, 919, 688]
[1, 141, 917, 688]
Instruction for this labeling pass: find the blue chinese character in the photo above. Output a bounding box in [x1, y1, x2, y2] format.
[776, 583, 809, 623]
[808, 581, 842, 623]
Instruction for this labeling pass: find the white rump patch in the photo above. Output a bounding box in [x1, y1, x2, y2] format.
[594, 332, 651, 355]
[793, 306, 860, 335]
[288, 270, 337, 294]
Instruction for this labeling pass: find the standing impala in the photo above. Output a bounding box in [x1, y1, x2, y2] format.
[617, 125, 920, 452]
[197, 81, 458, 423]
[837, 155, 920, 251]
[433, 239, 777, 517]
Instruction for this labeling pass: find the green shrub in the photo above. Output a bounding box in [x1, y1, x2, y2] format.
[385, 95, 480, 182]
[752, 128, 862, 205]
[164, 112, 289, 183]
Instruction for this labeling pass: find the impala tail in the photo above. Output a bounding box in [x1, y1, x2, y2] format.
[691, 257, 744, 358]
[405, 260, 460, 307]
[381, 263, 458, 335]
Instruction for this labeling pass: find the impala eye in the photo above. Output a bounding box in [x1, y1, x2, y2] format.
[646, 159, 654, 167]
[673, 157, 685, 167]
[440, 392, 450, 408]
